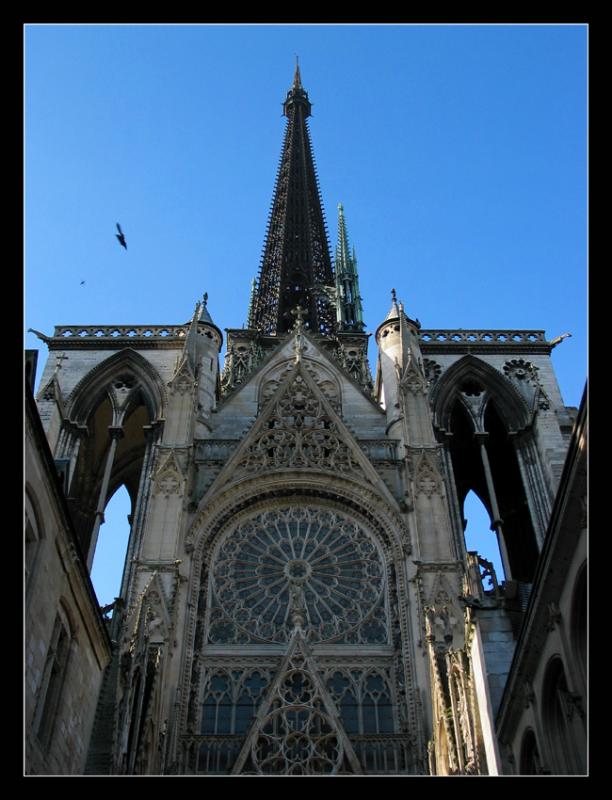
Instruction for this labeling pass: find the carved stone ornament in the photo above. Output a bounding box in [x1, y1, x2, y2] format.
[152, 451, 185, 497]
[110, 374, 138, 411]
[260, 359, 341, 413]
[221, 340, 264, 394]
[423, 359, 442, 388]
[546, 601, 562, 632]
[231, 629, 362, 775]
[168, 358, 196, 396]
[399, 360, 428, 396]
[414, 451, 442, 497]
[230, 365, 371, 484]
[503, 358, 539, 383]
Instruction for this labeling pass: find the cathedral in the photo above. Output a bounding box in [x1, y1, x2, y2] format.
[25, 65, 587, 776]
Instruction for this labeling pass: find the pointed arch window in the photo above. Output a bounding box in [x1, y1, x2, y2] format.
[542, 658, 586, 774]
[519, 729, 543, 775]
[25, 489, 44, 592]
[33, 607, 72, 748]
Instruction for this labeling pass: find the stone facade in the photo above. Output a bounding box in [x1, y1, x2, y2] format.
[495, 390, 587, 775]
[25, 70, 587, 776]
[26, 305, 587, 775]
[25, 378, 112, 774]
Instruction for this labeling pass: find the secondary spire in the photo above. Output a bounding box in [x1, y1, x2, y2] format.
[335, 203, 364, 331]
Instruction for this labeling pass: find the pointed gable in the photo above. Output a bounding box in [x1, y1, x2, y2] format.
[207, 357, 395, 503]
[231, 628, 362, 775]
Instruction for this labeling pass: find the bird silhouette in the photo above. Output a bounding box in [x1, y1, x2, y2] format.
[115, 223, 128, 250]
[80, 280, 86, 286]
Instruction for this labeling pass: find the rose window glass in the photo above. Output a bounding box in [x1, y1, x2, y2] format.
[207, 506, 389, 645]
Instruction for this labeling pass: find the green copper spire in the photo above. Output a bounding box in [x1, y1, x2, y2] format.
[334, 203, 364, 330]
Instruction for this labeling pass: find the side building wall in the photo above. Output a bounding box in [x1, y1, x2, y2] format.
[495, 385, 587, 775]
[25, 379, 112, 775]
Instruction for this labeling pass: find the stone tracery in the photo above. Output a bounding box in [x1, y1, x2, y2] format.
[207, 506, 388, 645]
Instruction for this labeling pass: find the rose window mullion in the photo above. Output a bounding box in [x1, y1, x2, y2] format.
[208, 506, 389, 646]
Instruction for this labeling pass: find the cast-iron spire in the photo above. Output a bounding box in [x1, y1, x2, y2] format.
[334, 203, 364, 330]
[250, 65, 335, 336]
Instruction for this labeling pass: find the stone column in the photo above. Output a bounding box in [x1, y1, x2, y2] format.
[87, 426, 124, 570]
[474, 433, 511, 582]
[118, 423, 161, 600]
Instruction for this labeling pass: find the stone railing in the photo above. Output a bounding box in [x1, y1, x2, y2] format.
[419, 330, 547, 345]
[350, 734, 416, 774]
[52, 325, 189, 340]
[359, 439, 399, 461]
[180, 732, 415, 775]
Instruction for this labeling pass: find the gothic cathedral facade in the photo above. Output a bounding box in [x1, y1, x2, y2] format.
[26, 67, 587, 776]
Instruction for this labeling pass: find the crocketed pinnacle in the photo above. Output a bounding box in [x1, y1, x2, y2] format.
[335, 203, 364, 330]
[249, 65, 335, 336]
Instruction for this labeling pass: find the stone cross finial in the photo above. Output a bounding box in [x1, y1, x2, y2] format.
[291, 304, 307, 330]
[291, 306, 308, 363]
[53, 351, 68, 375]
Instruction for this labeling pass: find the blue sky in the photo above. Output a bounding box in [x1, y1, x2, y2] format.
[24, 23, 587, 604]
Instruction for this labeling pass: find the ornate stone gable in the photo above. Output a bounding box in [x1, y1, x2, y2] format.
[206, 360, 395, 498]
[231, 628, 362, 775]
[258, 357, 341, 413]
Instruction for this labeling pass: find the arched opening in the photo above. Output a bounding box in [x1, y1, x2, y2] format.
[542, 657, 585, 774]
[25, 487, 44, 591]
[463, 490, 505, 586]
[483, 401, 538, 583]
[570, 564, 587, 691]
[68, 384, 152, 578]
[519, 729, 543, 775]
[448, 400, 489, 514]
[90, 484, 132, 608]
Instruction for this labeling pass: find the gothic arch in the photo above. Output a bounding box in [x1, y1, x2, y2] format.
[569, 562, 587, 692]
[179, 474, 418, 774]
[432, 355, 540, 583]
[63, 350, 165, 571]
[66, 348, 167, 427]
[430, 355, 529, 434]
[541, 656, 585, 774]
[519, 728, 542, 775]
[187, 472, 409, 564]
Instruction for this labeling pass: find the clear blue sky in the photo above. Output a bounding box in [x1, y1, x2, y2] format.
[24, 23, 587, 604]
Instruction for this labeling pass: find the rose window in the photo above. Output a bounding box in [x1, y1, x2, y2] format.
[209, 507, 388, 644]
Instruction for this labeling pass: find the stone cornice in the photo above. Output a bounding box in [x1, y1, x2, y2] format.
[47, 325, 189, 350]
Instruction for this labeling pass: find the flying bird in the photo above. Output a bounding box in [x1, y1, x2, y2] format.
[115, 223, 128, 250]
[80, 280, 86, 286]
